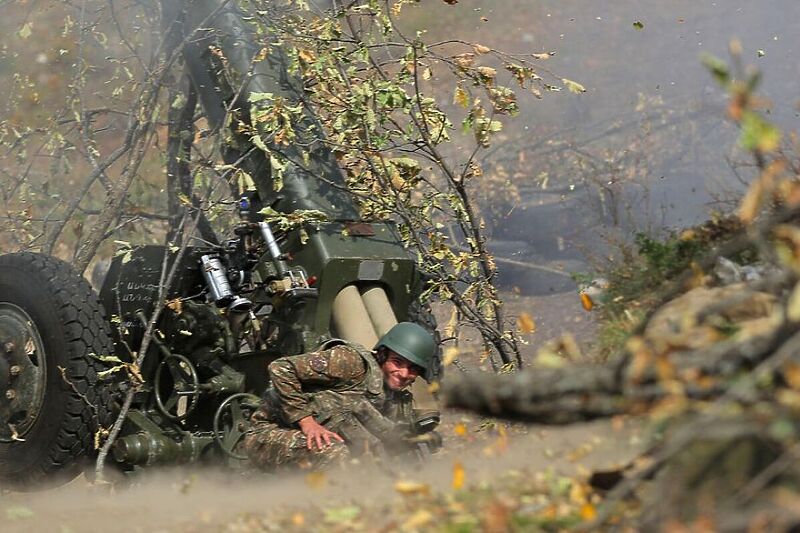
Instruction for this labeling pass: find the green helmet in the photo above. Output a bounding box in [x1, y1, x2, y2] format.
[375, 322, 436, 381]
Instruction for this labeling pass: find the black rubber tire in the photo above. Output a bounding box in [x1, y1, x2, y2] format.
[0, 252, 114, 490]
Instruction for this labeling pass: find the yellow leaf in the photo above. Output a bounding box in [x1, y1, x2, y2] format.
[773, 224, 800, 272]
[569, 481, 588, 505]
[402, 510, 434, 530]
[580, 292, 594, 311]
[394, 480, 431, 496]
[454, 423, 467, 437]
[254, 47, 268, 62]
[442, 346, 460, 366]
[534, 348, 565, 369]
[497, 424, 509, 449]
[782, 361, 800, 389]
[126, 362, 144, 384]
[473, 44, 491, 54]
[427, 381, 440, 394]
[178, 193, 192, 207]
[291, 513, 305, 527]
[391, 173, 407, 191]
[453, 86, 470, 109]
[165, 298, 183, 314]
[476, 66, 497, 79]
[787, 283, 800, 322]
[562, 78, 586, 94]
[739, 160, 783, 224]
[517, 312, 536, 333]
[739, 178, 765, 224]
[422, 67, 432, 80]
[580, 503, 597, 521]
[453, 53, 475, 68]
[452, 461, 466, 490]
[305, 471, 327, 490]
[298, 49, 316, 63]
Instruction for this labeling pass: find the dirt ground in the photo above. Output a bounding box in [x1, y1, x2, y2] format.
[1, 290, 621, 532]
[1, 416, 643, 532]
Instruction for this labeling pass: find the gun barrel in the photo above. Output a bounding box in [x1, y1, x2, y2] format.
[175, 0, 359, 219]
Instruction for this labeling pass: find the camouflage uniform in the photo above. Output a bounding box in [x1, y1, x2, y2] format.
[241, 343, 414, 471]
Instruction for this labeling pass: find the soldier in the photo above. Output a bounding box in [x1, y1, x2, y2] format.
[241, 322, 437, 471]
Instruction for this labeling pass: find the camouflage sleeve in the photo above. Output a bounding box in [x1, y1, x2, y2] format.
[268, 346, 367, 424]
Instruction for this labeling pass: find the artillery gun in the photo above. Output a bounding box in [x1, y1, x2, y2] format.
[0, 0, 439, 488]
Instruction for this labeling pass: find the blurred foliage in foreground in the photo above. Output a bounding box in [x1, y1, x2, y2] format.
[445, 44, 800, 530]
[592, 214, 750, 360]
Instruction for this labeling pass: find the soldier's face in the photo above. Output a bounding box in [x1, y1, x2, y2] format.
[381, 351, 421, 390]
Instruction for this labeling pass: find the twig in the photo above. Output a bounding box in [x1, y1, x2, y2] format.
[94, 211, 197, 480]
[733, 442, 800, 505]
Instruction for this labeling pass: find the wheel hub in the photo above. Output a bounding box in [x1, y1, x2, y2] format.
[0, 303, 47, 443]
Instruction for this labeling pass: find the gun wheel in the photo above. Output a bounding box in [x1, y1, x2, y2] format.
[0, 252, 114, 490]
[154, 354, 201, 422]
[213, 393, 261, 460]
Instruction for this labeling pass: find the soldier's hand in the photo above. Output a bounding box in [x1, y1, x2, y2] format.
[298, 416, 345, 451]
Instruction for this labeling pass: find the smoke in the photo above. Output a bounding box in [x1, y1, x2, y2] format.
[440, 0, 800, 294]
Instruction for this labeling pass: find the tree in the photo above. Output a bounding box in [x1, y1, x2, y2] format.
[0, 0, 576, 367]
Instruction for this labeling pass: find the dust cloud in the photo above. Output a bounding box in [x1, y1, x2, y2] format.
[1, 417, 642, 532]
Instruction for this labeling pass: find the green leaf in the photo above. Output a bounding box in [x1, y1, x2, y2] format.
[171, 93, 187, 109]
[252, 133, 269, 153]
[632, 21, 644, 30]
[269, 154, 287, 191]
[248, 92, 274, 103]
[237, 170, 256, 192]
[5, 506, 34, 520]
[768, 418, 796, 441]
[259, 207, 328, 231]
[323, 506, 361, 524]
[390, 157, 421, 176]
[701, 54, 730, 87]
[561, 78, 586, 94]
[17, 22, 32, 40]
[739, 111, 781, 152]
